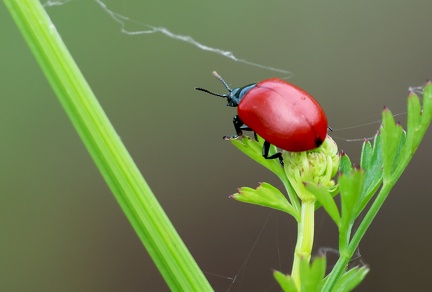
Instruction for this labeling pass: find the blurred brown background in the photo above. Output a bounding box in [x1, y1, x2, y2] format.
[1, 0, 431, 291]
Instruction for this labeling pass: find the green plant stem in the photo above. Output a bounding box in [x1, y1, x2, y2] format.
[3, 0, 212, 290]
[280, 174, 301, 215]
[323, 179, 394, 291]
[324, 106, 431, 291]
[291, 200, 315, 287]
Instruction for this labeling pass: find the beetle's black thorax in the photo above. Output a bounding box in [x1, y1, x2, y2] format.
[226, 83, 256, 107]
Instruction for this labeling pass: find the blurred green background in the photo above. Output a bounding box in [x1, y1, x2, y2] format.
[1, 0, 431, 291]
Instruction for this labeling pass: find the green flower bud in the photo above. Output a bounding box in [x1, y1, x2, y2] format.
[283, 135, 339, 201]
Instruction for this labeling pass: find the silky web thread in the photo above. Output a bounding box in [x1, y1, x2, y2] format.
[43, 0, 293, 76]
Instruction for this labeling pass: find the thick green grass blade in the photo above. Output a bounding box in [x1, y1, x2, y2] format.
[3, 0, 212, 290]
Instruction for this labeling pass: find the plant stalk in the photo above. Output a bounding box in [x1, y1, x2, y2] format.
[322, 181, 394, 291]
[3, 0, 212, 290]
[291, 200, 315, 288]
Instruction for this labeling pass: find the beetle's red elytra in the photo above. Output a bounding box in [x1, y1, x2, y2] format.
[238, 78, 328, 152]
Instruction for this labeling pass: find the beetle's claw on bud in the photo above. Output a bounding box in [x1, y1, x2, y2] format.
[223, 135, 239, 140]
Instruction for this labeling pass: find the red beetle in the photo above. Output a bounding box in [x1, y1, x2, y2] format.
[196, 71, 328, 164]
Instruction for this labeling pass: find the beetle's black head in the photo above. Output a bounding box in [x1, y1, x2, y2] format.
[195, 71, 256, 107]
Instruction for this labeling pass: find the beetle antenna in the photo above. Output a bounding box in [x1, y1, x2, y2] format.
[212, 71, 233, 92]
[195, 87, 228, 98]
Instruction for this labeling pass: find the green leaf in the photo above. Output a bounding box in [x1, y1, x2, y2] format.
[381, 108, 404, 180]
[331, 266, 369, 292]
[403, 87, 432, 157]
[360, 139, 373, 169]
[406, 91, 422, 146]
[274, 270, 298, 292]
[421, 82, 432, 126]
[231, 182, 300, 221]
[231, 136, 285, 177]
[306, 184, 340, 226]
[339, 152, 353, 175]
[231, 136, 302, 212]
[356, 133, 383, 216]
[384, 83, 431, 183]
[339, 169, 365, 248]
[299, 256, 327, 292]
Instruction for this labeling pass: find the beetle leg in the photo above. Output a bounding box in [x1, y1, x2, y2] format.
[262, 141, 284, 166]
[223, 115, 245, 140]
[240, 125, 253, 131]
